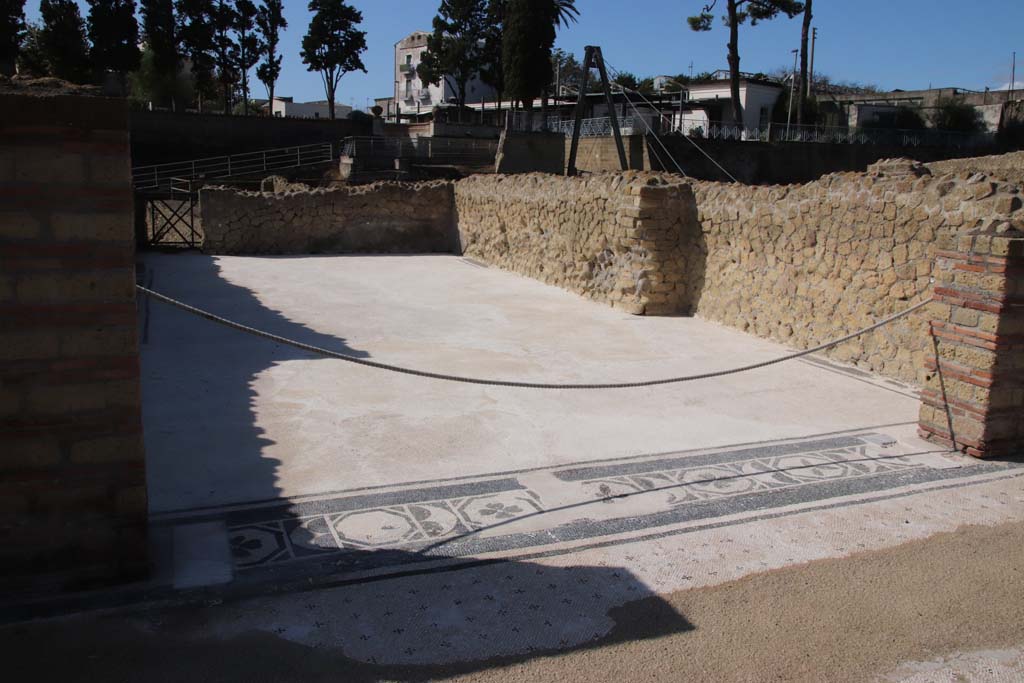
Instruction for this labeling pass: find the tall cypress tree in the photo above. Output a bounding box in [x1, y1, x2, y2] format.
[0, 0, 25, 76]
[212, 0, 238, 113]
[502, 0, 555, 110]
[86, 0, 141, 85]
[38, 0, 91, 83]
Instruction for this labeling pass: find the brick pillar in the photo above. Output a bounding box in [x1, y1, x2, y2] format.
[1, 92, 148, 591]
[919, 226, 1024, 458]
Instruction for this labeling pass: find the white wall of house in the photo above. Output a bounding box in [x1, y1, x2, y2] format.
[394, 31, 497, 116]
[688, 80, 782, 129]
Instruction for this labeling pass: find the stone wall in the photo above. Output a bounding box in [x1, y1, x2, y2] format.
[0, 93, 148, 591]
[689, 159, 1023, 383]
[454, 173, 700, 315]
[200, 181, 456, 254]
[926, 151, 1024, 186]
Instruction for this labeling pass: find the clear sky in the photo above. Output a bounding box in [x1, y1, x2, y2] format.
[25, 0, 1024, 109]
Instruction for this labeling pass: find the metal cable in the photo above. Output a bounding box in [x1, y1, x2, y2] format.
[603, 59, 741, 183]
[137, 284, 931, 390]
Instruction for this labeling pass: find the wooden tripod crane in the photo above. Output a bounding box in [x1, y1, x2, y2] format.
[566, 45, 628, 176]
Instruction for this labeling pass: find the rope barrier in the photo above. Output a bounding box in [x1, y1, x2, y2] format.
[136, 284, 931, 390]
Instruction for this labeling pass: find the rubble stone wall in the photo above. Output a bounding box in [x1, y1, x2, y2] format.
[689, 160, 1023, 383]
[453, 173, 701, 315]
[200, 181, 456, 254]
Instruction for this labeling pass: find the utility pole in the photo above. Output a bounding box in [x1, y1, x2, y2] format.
[786, 48, 798, 138]
[689, 61, 694, 81]
[1011, 51, 1016, 101]
[808, 27, 817, 97]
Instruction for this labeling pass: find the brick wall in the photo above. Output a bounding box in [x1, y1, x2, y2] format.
[0, 93, 148, 591]
[918, 226, 1024, 457]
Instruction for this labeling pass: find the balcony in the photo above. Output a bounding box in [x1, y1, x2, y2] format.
[399, 63, 414, 73]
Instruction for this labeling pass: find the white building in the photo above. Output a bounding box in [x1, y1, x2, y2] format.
[393, 31, 497, 118]
[684, 75, 784, 131]
[270, 97, 353, 120]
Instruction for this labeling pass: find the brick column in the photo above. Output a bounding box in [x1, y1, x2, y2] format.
[1, 92, 148, 591]
[919, 226, 1024, 458]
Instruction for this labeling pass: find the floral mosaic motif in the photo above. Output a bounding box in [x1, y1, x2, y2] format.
[581, 446, 918, 510]
[457, 493, 543, 528]
[229, 525, 288, 567]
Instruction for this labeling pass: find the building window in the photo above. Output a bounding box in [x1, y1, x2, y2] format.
[405, 54, 412, 66]
[405, 80, 412, 98]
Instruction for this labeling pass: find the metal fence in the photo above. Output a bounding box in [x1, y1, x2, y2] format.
[132, 142, 335, 191]
[674, 117, 995, 148]
[340, 136, 498, 166]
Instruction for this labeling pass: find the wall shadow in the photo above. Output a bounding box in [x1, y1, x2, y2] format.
[139, 252, 369, 514]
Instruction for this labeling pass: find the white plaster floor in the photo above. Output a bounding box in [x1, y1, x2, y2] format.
[140, 252, 927, 514]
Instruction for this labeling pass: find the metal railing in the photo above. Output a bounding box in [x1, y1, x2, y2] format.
[340, 135, 498, 165]
[672, 117, 996, 148]
[132, 142, 335, 191]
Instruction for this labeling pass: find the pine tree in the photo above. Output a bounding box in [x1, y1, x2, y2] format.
[300, 0, 366, 120]
[38, 0, 91, 83]
[688, 0, 803, 124]
[0, 0, 25, 76]
[418, 0, 487, 109]
[140, 0, 179, 104]
[233, 0, 258, 114]
[176, 0, 217, 108]
[255, 0, 285, 108]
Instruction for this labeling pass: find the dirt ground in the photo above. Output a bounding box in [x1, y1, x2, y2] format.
[4, 520, 1023, 682]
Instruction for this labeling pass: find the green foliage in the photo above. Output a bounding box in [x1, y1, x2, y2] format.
[300, 0, 366, 119]
[38, 0, 91, 83]
[255, 0, 286, 103]
[929, 97, 985, 133]
[502, 0, 555, 105]
[418, 0, 488, 106]
[129, 43, 193, 106]
[612, 71, 638, 91]
[234, 0, 259, 113]
[176, 0, 217, 101]
[478, 0, 504, 96]
[687, 1, 803, 123]
[15, 20, 46, 75]
[212, 0, 238, 112]
[140, 0, 178, 98]
[1, 0, 26, 76]
[86, 0, 141, 78]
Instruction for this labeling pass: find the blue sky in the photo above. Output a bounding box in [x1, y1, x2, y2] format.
[26, 0, 1024, 109]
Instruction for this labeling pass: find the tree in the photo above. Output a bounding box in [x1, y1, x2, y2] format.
[255, 0, 286, 108]
[233, 0, 259, 114]
[612, 71, 638, 91]
[15, 20, 46, 75]
[86, 0, 141, 86]
[502, 0, 555, 113]
[212, 0, 238, 113]
[0, 0, 25, 76]
[177, 0, 217, 108]
[929, 98, 985, 133]
[38, 0, 91, 83]
[795, 0, 810, 124]
[140, 0, 179, 104]
[479, 0, 505, 107]
[417, 0, 487, 109]
[688, 0, 803, 124]
[300, 0, 366, 120]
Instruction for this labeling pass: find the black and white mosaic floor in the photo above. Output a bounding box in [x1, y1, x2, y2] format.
[153, 431, 1024, 587]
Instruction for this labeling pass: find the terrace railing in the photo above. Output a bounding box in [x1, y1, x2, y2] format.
[132, 142, 335, 191]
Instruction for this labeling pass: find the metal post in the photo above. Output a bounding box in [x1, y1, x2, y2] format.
[1011, 51, 1017, 101]
[786, 49, 798, 139]
[566, 46, 595, 176]
[594, 47, 628, 172]
[808, 28, 817, 98]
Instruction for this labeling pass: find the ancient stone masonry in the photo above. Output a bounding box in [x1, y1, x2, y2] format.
[454, 173, 701, 315]
[918, 226, 1024, 458]
[0, 92, 148, 591]
[200, 180, 456, 255]
[689, 160, 1024, 384]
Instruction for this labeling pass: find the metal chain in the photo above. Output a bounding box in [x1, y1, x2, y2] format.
[136, 285, 931, 390]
